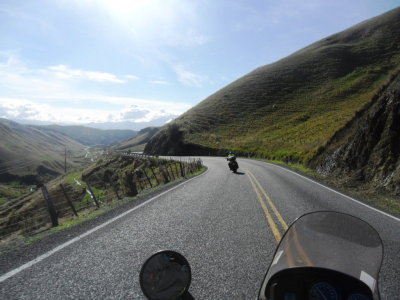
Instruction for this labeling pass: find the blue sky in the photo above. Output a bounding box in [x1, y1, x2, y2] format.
[0, 0, 399, 130]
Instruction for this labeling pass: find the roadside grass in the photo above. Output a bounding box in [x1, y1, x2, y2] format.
[259, 159, 316, 177]
[347, 190, 400, 216]
[65, 171, 83, 185]
[51, 209, 105, 232]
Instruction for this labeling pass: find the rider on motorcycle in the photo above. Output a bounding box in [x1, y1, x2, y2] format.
[227, 151, 239, 172]
[227, 151, 236, 161]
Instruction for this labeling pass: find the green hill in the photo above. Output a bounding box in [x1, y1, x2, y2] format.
[33, 125, 137, 146]
[145, 7, 400, 162]
[0, 119, 85, 184]
[114, 127, 160, 152]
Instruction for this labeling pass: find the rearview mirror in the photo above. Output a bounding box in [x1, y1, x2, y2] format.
[139, 250, 192, 300]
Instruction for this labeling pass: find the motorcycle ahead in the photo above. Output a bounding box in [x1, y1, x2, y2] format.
[139, 211, 383, 300]
[227, 156, 239, 173]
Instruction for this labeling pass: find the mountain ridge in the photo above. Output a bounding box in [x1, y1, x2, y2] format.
[145, 7, 400, 162]
[30, 124, 137, 146]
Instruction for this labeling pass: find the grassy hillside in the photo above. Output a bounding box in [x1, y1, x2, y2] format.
[145, 7, 400, 162]
[33, 125, 137, 146]
[114, 127, 159, 152]
[0, 119, 85, 184]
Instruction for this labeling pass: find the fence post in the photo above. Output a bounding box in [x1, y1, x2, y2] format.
[136, 172, 144, 190]
[150, 167, 160, 185]
[133, 174, 140, 192]
[160, 165, 170, 183]
[179, 160, 185, 177]
[163, 163, 172, 180]
[84, 181, 100, 208]
[173, 163, 178, 179]
[40, 185, 59, 227]
[142, 169, 153, 187]
[59, 184, 78, 217]
[168, 164, 175, 180]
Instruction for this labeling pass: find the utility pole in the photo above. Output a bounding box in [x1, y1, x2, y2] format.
[64, 147, 67, 174]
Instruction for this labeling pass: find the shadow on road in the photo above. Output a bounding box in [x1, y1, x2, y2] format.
[233, 172, 246, 175]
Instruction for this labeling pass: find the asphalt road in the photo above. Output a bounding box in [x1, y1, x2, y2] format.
[0, 157, 399, 299]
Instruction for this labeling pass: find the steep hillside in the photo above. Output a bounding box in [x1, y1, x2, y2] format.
[145, 7, 400, 161]
[32, 125, 137, 146]
[114, 127, 159, 152]
[0, 119, 85, 184]
[311, 72, 400, 195]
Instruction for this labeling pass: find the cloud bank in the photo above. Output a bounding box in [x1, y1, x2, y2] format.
[0, 52, 191, 129]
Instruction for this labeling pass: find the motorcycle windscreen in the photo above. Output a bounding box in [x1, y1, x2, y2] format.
[263, 212, 383, 294]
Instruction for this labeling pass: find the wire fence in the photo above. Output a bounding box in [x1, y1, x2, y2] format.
[0, 156, 204, 240]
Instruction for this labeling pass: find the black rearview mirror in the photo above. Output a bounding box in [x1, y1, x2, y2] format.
[139, 251, 192, 300]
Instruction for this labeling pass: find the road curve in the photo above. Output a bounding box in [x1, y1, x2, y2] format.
[0, 157, 399, 299]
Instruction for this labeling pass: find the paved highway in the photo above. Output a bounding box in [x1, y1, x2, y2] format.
[0, 157, 399, 299]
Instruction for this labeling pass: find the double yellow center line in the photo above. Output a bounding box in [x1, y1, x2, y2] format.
[247, 170, 313, 266]
[247, 170, 288, 242]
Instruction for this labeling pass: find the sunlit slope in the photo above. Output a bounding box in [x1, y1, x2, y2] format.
[145, 7, 400, 161]
[0, 119, 85, 183]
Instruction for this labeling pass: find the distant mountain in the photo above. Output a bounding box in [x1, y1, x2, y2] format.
[12, 118, 174, 131]
[145, 7, 400, 163]
[32, 125, 138, 146]
[114, 127, 160, 152]
[0, 119, 85, 184]
[85, 117, 174, 131]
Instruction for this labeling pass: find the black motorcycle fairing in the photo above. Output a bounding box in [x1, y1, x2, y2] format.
[266, 267, 373, 300]
[258, 211, 383, 300]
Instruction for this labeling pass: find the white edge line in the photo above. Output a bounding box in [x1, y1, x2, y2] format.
[0, 168, 209, 283]
[272, 250, 283, 266]
[256, 160, 400, 223]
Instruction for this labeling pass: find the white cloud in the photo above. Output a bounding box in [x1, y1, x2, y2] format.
[124, 74, 140, 80]
[171, 64, 204, 87]
[0, 53, 139, 103]
[47, 64, 135, 83]
[0, 97, 190, 125]
[0, 53, 191, 128]
[0, 53, 72, 98]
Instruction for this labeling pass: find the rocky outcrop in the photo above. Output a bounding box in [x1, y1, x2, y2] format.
[313, 73, 400, 195]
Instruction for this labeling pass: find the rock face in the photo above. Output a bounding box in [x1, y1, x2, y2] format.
[314, 73, 400, 195]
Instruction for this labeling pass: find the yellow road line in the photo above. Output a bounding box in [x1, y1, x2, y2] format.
[247, 171, 288, 231]
[247, 173, 282, 242]
[284, 231, 295, 267]
[292, 226, 313, 266]
[246, 170, 312, 266]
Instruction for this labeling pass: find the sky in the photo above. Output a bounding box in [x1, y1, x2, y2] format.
[0, 0, 399, 130]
